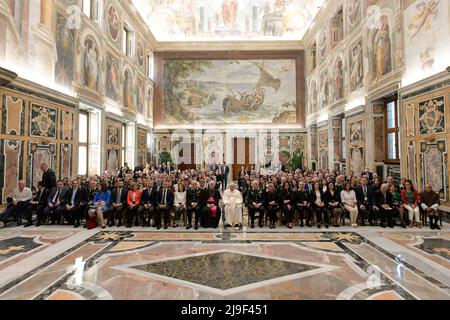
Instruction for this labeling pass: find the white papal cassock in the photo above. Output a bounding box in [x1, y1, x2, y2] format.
[223, 188, 243, 226]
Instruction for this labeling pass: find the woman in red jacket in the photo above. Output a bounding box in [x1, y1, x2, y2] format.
[401, 180, 421, 228]
[126, 183, 142, 228]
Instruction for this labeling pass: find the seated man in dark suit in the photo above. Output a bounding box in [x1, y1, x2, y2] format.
[43, 180, 68, 225]
[26, 181, 50, 227]
[245, 180, 265, 228]
[355, 176, 375, 226]
[374, 183, 395, 228]
[82, 180, 98, 227]
[138, 179, 156, 227]
[186, 180, 202, 230]
[201, 180, 222, 229]
[63, 179, 85, 228]
[156, 181, 174, 230]
[110, 179, 128, 227]
[420, 183, 441, 230]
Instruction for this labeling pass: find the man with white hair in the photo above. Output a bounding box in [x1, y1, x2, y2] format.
[420, 184, 441, 230]
[1, 180, 33, 227]
[223, 183, 243, 230]
[374, 183, 394, 228]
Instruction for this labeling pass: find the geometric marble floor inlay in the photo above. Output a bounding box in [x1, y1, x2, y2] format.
[0, 226, 449, 300]
[132, 251, 319, 291]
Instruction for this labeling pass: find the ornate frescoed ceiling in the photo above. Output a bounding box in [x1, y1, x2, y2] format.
[133, 0, 326, 42]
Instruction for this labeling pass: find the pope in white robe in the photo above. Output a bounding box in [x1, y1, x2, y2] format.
[223, 183, 243, 228]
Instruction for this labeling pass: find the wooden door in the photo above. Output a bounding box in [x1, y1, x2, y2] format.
[232, 137, 256, 180]
[177, 143, 196, 171]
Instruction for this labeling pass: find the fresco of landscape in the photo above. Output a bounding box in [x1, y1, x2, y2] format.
[163, 59, 297, 124]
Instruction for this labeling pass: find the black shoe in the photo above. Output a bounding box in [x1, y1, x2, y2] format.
[251, 223, 255, 229]
[300, 222, 304, 227]
[157, 226, 161, 230]
[173, 223, 179, 228]
[74, 223, 80, 228]
[164, 225, 168, 230]
[83, 224, 87, 228]
[186, 225, 192, 230]
[17, 221, 23, 226]
[117, 223, 122, 227]
[259, 223, 264, 228]
[317, 224, 321, 229]
[389, 225, 394, 229]
[194, 224, 199, 230]
[101, 226, 106, 229]
[307, 222, 312, 228]
[435, 224, 441, 230]
[35, 222, 41, 227]
[325, 224, 329, 229]
[24, 223, 33, 228]
[401, 224, 406, 229]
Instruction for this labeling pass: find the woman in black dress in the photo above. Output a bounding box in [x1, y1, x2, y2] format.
[310, 181, 327, 229]
[279, 181, 295, 229]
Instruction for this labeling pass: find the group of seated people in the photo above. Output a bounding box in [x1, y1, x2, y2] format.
[0, 163, 443, 231]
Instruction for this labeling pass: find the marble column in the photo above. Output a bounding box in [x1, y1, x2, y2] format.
[331, 116, 343, 166]
[31, 0, 56, 82]
[309, 125, 318, 170]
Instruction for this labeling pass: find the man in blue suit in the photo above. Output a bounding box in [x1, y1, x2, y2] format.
[155, 180, 174, 230]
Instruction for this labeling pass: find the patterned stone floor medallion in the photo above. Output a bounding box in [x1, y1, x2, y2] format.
[0, 227, 449, 300]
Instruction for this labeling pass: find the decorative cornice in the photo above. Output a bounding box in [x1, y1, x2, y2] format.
[0, 67, 18, 85]
[154, 40, 304, 52]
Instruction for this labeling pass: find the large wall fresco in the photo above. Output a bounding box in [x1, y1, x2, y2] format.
[162, 59, 299, 125]
[54, 10, 75, 88]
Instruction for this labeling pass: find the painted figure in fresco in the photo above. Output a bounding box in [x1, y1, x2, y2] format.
[333, 59, 344, 101]
[83, 39, 99, 91]
[408, 0, 440, 39]
[108, 6, 120, 41]
[123, 70, 134, 110]
[136, 81, 144, 114]
[107, 55, 120, 100]
[221, 0, 238, 28]
[147, 86, 154, 118]
[420, 46, 435, 70]
[318, 32, 327, 59]
[137, 42, 145, 67]
[55, 14, 74, 87]
[347, 0, 361, 27]
[310, 80, 317, 112]
[372, 15, 392, 81]
[319, 72, 329, 108]
[350, 42, 363, 90]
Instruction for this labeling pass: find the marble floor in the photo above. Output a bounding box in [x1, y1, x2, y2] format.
[0, 225, 449, 300]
